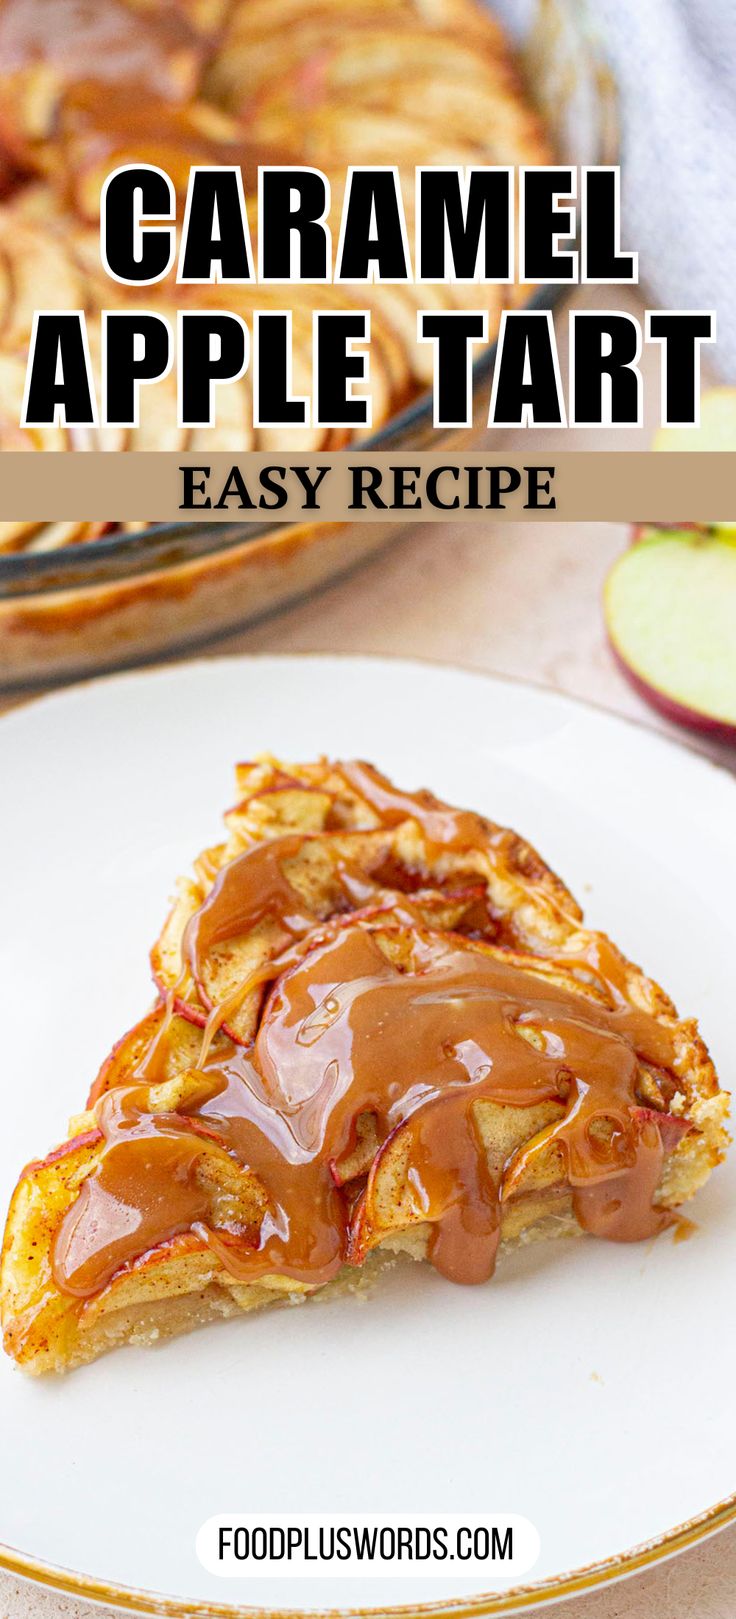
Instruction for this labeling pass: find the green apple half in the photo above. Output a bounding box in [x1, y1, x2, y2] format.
[653, 387, 736, 453]
[605, 526, 736, 741]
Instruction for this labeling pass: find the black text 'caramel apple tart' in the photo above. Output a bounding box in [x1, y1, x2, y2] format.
[0, 0, 552, 555]
[1, 759, 729, 1374]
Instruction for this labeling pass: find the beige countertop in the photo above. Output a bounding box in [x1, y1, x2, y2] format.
[2, 290, 735, 1616]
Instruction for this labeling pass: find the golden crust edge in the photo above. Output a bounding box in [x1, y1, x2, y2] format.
[5, 1202, 581, 1376]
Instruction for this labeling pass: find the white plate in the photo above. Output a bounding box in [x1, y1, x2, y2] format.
[0, 655, 734, 1617]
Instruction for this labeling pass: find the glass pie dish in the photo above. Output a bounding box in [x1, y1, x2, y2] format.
[0, 0, 616, 691]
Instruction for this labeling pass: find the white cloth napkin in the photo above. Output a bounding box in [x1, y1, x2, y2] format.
[493, 0, 735, 378]
[581, 0, 736, 378]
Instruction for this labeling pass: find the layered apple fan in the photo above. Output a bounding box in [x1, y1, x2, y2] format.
[0, 0, 551, 554]
[1, 758, 728, 1374]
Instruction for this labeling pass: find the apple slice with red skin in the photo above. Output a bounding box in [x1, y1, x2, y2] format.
[152, 789, 336, 1035]
[348, 1118, 420, 1265]
[1, 1131, 105, 1368]
[609, 386, 736, 739]
[21, 1128, 103, 1180]
[87, 1005, 232, 1105]
[186, 835, 493, 1047]
[1, 1114, 271, 1369]
[605, 526, 736, 742]
[87, 1006, 167, 1105]
[630, 1105, 691, 1155]
[22, 1108, 244, 1184]
[189, 900, 398, 1048]
[349, 1103, 692, 1265]
[196, 886, 493, 1049]
[150, 880, 209, 1029]
[223, 785, 334, 848]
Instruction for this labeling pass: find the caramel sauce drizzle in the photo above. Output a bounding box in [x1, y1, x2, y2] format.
[52, 763, 685, 1303]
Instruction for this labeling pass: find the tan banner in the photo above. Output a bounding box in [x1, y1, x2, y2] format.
[0, 452, 733, 522]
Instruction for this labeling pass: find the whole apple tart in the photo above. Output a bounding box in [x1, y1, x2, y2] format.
[0, 0, 552, 554]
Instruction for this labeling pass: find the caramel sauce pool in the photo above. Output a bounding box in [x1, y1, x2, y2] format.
[52, 763, 683, 1301]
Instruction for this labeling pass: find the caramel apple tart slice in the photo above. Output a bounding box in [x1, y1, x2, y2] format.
[1, 758, 728, 1374]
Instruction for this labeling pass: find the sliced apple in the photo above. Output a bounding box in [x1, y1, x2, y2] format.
[653, 386, 736, 453]
[604, 527, 736, 741]
[0, 215, 85, 348]
[0, 355, 67, 453]
[233, 761, 302, 798]
[23, 522, 92, 552]
[0, 521, 43, 553]
[630, 1106, 691, 1155]
[223, 786, 333, 854]
[0, 1110, 271, 1370]
[193, 930, 279, 1045]
[350, 1096, 564, 1268]
[0, 1131, 102, 1369]
[148, 872, 250, 1033]
[87, 1006, 226, 1105]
